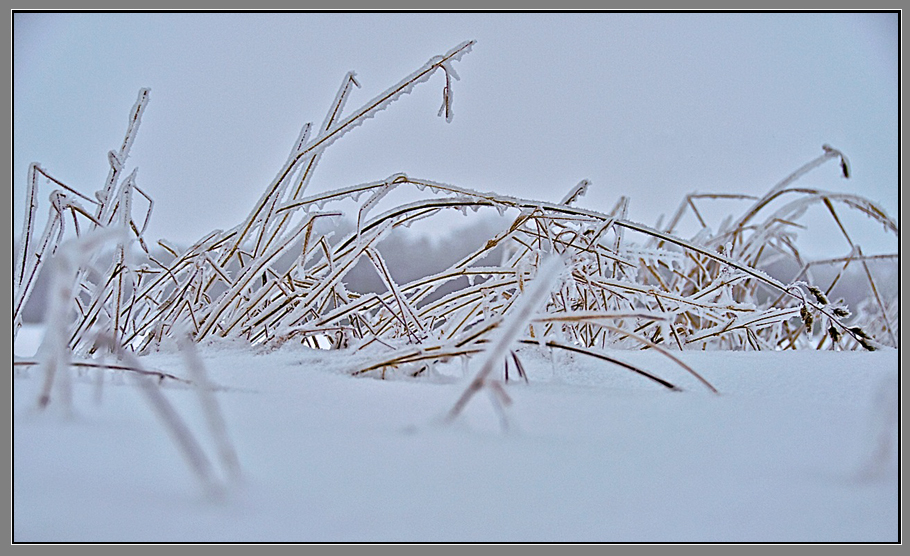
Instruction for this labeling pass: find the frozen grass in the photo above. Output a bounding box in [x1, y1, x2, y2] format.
[14, 42, 897, 390]
[11, 42, 900, 542]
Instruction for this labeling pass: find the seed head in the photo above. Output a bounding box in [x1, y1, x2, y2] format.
[800, 305, 814, 328]
[808, 286, 828, 305]
[832, 307, 851, 318]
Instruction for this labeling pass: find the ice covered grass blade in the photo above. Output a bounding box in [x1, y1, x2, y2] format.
[447, 255, 564, 422]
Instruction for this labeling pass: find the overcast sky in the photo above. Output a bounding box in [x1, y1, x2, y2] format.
[13, 12, 899, 257]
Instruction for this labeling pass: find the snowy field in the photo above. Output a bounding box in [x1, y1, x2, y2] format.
[13, 328, 899, 543]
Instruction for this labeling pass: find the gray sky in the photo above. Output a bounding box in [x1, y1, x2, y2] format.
[13, 12, 899, 257]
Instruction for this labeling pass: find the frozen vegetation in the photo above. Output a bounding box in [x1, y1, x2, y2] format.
[12, 42, 899, 542]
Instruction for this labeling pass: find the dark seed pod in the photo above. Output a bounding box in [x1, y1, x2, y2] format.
[808, 286, 828, 305]
[849, 326, 869, 339]
[832, 307, 851, 318]
[800, 305, 814, 328]
[828, 325, 842, 342]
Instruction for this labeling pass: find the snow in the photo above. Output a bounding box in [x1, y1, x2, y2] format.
[12, 329, 899, 543]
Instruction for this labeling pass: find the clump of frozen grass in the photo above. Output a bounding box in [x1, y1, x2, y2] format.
[14, 40, 898, 401]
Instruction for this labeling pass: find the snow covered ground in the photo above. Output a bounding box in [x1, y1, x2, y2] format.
[12, 329, 900, 543]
